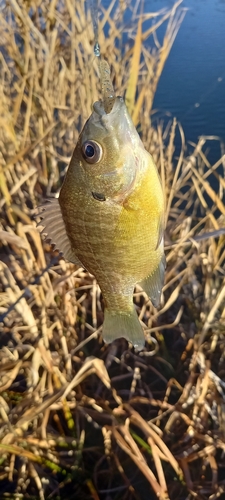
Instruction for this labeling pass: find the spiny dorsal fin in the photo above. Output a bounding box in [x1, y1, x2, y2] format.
[139, 250, 166, 308]
[37, 198, 83, 268]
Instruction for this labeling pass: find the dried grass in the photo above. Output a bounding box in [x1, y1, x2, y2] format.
[0, 0, 225, 499]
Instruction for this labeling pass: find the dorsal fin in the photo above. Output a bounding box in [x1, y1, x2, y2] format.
[37, 199, 83, 267]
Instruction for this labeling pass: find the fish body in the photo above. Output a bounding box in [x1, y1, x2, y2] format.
[40, 96, 165, 346]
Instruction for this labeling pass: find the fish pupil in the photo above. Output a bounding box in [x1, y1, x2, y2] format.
[85, 144, 95, 158]
[81, 140, 102, 164]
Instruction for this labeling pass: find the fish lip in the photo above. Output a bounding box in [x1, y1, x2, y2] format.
[93, 96, 123, 117]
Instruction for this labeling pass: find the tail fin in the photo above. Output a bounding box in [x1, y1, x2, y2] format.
[102, 308, 145, 347]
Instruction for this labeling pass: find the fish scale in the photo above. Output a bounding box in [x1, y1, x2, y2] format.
[38, 96, 165, 346]
[37, 0, 166, 345]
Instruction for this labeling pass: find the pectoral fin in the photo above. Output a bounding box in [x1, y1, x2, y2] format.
[139, 254, 166, 308]
[155, 214, 164, 250]
[36, 199, 83, 267]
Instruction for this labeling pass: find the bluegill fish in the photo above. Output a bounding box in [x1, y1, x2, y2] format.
[39, 99, 165, 345]
[39, 65, 165, 346]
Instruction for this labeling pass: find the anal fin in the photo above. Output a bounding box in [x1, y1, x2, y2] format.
[36, 199, 83, 268]
[139, 253, 166, 308]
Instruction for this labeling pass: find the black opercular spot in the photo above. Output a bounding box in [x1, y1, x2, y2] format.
[92, 192, 106, 202]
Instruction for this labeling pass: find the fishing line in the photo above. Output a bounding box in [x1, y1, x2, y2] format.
[152, 70, 225, 143]
[89, 0, 115, 113]
[90, 0, 101, 57]
[180, 69, 225, 122]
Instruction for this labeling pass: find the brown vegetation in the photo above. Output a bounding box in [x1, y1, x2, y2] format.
[0, 0, 225, 498]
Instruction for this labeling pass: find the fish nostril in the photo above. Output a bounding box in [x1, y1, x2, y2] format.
[92, 191, 106, 202]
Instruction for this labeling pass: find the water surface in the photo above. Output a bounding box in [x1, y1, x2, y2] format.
[150, 0, 225, 154]
[103, 0, 225, 162]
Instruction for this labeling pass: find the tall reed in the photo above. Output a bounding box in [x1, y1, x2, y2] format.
[0, 1, 225, 499]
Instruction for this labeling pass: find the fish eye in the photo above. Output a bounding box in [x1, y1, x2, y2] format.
[81, 140, 102, 164]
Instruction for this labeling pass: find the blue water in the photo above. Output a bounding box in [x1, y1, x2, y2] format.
[103, 0, 225, 161]
[150, 0, 225, 153]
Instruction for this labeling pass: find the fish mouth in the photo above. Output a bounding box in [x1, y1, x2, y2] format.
[93, 96, 123, 117]
[92, 96, 127, 135]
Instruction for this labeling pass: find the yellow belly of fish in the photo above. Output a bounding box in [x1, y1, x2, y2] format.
[60, 162, 163, 312]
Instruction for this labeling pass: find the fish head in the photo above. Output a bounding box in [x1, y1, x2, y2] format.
[74, 96, 145, 201]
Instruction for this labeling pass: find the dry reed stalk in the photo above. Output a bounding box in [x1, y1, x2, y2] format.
[0, 0, 225, 498]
